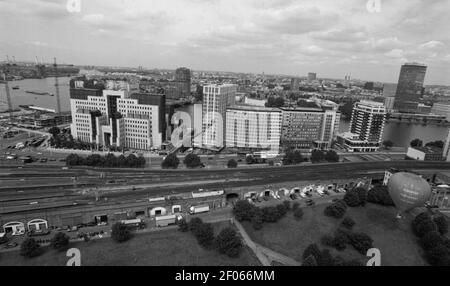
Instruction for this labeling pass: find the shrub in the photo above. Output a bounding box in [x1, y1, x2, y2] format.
[20, 238, 41, 258]
[414, 219, 438, 238]
[421, 231, 444, 251]
[302, 243, 322, 262]
[332, 230, 349, 251]
[426, 245, 450, 266]
[293, 208, 304, 220]
[348, 232, 373, 254]
[343, 190, 361, 207]
[367, 185, 394, 206]
[433, 215, 449, 235]
[184, 154, 203, 168]
[50, 232, 70, 251]
[341, 217, 355, 229]
[177, 218, 189, 232]
[215, 227, 243, 258]
[227, 159, 238, 168]
[195, 223, 215, 248]
[324, 202, 347, 219]
[111, 222, 132, 243]
[189, 217, 204, 234]
[302, 255, 318, 266]
[233, 200, 256, 222]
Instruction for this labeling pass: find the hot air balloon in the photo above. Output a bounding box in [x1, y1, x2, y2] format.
[387, 172, 431, 218]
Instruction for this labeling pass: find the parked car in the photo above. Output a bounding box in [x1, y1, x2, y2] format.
[4, 242, 18, 249]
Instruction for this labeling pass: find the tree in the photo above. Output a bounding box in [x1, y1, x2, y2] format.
[20, 238, 41, 258]
[324, 150, 339, 162]
[302, 243, 322, 262]
[251, 209, 264, 230]
[161, 153, 180, 169]
[425, 140, 444, 149]
[282, 150, 303, 165]
[339, 101, 355, 119]
[178, 218, 189, 232]
[50, 232, 70, 251]
[324, 201, 347, 218]
[195, 223, 215, 248]
[302, 255, 318, 266]
[266, 96, 285, 107]
[354, 187, 367, 206]
[233, 200, 256, 222]
[426, 244, 450, 266]
[261, 206, 281, 223]
[344, 190, 361, 207]
[382, 140, 394, 149]
[310, 149, 325, 163]
[126, 154, 139, 168]
[414, 218, 438, 238]
[367, 185, 394, 206]
[215, 227, 243, 258]
[294, 208, 304, 220]
[341, 217, 355, 229]
[189, 217, 204, 234]
[348, 232, 373, 254]
[184, 154, 203, 168]
[410, 138, 423, 148]
[227, 159, 238, 168]
[245, 155, 255, 164]
[434, 215, 449, 235]
[111, 222, 132, 243]
[66, 154, 84, 166]
[421, 231, 444, 250]
[48, 126, 61, 137]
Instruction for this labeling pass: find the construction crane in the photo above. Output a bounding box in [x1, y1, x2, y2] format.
[1, 71, 13, 120]
[53, 57, 61, 115]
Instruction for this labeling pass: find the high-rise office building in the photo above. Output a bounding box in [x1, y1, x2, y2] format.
[290, 78, 300, 91]
[394, 62, 427, 113]
[202, 84, 237, 149]
[337, 100, 386, 152]
[443, 129, 450, 162]
[280, 107, 340, 150]
[225, 105, 282, 152]
[307, 73, 317, 81]
[70, 79, 165, 150]
[383, 83, 397, 112]
[175, 67, 191, 98]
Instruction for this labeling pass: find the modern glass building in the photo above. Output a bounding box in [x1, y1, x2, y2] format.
[393, 62, 427, 113]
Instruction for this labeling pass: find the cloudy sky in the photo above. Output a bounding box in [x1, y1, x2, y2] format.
[0, 0, 449, 84]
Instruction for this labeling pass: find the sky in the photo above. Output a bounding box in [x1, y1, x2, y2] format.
[0, 0, 449, 85]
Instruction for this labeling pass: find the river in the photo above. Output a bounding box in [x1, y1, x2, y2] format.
[0, 77, 71, 112]
[339, 119, 448, 148]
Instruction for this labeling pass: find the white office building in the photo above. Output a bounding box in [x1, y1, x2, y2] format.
[70, 80, 165, 150]
[225, 105, 282, 152]
[202, 84, 237, 150]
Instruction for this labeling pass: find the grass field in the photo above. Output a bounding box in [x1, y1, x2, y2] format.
[0, 221, 260, 266]
[242, 203, 427, 266]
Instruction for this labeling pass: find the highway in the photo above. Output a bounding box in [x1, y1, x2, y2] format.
[1, 161, 450, 214]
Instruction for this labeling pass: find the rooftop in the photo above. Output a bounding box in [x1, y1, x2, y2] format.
[228, 104, 281, 112]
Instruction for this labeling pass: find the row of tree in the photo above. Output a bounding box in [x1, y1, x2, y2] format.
[66, 153, 146, 168]
[161, 153, 204, 169]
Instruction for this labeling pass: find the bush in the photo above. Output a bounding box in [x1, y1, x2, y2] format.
[184, 154, 203, 168]
[426, 245, 450, 266]
[50, 232, 70, 251]
[215, 227, 243, 258]
[354, 187, 367, 206]
[302, 255, 318, 266]
[343, 190, 361, 207]
[111, 222, 132, 243]
[20, 238, 41, 258]
[276, 203, 288, 218]
[189, 217, 204, 234]
[421, 231, 445, 251]
[324, 201, 347, 219]
[178, 218, 189, 232]
[161, 153, 180, 169]
[341, 217, 355, 229]
[414, 219, 438, 238]
[262, 206, 281, 223]
[367, 185, 394, 206]
[282, 201, 291, 211]
[348, 232, 373, 254]
[233, 200, 256, 222]
[434, 215, 449, 235]
[302, 243, 322, 262]
[292, 202, 300, 211]
[227, 159, 238, 168]
[251, 211, 264, 230]
[194, 223, 215, 248]
[294, 208, 304, 220]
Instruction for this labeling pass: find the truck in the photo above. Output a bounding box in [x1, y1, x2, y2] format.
[155, 215, 177, 227]
[189, 205, 210, 215]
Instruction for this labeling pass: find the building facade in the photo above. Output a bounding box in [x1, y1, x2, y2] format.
[394, 62, 427, 113]
[225, 105, 282, 152]
[431, 103, 450, 121]
[280, 107, 340, 150]
[202, 84, 237, 150]
[70, 80, 165, 150]
[307, 73, 317, 81]
[290, 78, 300, 91]
[338, 100, 386, 152]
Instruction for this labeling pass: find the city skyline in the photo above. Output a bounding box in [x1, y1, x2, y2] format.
[0, 0, 449, 85]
